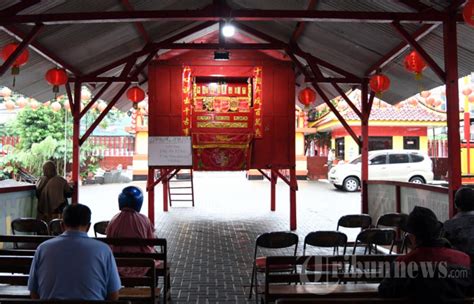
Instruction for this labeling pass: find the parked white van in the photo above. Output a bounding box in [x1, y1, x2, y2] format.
[328, 150, 434, 192]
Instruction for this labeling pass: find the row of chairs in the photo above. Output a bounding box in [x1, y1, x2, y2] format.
[11, 218, 110, 248]
[249, 212, 409, 302]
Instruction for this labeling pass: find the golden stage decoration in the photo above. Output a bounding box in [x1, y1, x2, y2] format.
[182, 66, 192, 135]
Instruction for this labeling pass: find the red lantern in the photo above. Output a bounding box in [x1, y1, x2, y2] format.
[426, 97, 435, 107]
[369, 74, 390, 95]
[404, 51, 426, 80]
[127, 86, 145, 109]
[462, 88, 473, 96]
[420, 91, 431, 98]
[298, 87, 316, 107]
[51, 101, 61, 112]
[4, 100, 15, 111]
[464, 0, 474, 27]
[45, 68, 68, 93]
[1, 43, 29, 75]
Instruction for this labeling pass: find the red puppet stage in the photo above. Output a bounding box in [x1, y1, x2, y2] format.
[147, 50, 298, 229]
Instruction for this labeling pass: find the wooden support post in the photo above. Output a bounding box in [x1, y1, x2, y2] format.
[444, 16, 461, 218]
[361, 80, 369, 214]
[147, 168, 155, 225]
[289, 169, 297, 230]
[161, 169, 169, 212]
[271, 169, 277, 211]
[71, 81, 81, 205]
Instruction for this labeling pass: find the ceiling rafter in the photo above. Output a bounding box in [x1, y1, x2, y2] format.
[396, 0, 432, 12]
[0, 10, 454, 25]
[0, 0, 42, 16]
[290, 0, 318, 44]
[121, 0, 151, 44]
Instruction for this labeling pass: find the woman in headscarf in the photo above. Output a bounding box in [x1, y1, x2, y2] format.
[36, 161, 73, 222]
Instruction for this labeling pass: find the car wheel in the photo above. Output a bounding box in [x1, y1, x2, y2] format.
[409, 176, 425, 184]
[343, 177, 360, 192]
[333, 184, 343, 190]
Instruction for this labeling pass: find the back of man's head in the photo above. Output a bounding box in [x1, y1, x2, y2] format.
[62, 204, 91, 228]
[454, 187, 474, 212]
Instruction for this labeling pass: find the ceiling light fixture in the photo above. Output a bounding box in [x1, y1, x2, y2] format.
[222, 23, 235, 38]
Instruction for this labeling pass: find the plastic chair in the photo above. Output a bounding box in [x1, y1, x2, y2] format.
[337, 214, 372, 231]
[11, 218, 49, 249]
[352, 228, 396, 254]
[94, 221, 109, 237]
[248, 232, 298, 303]
[303, 231, 347, 272]
[376, 213, 408, 253]
[49, 219, 64, 236]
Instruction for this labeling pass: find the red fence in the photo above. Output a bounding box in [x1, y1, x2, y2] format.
[0, 136, 135, 157]
[428, 139, 448, 157]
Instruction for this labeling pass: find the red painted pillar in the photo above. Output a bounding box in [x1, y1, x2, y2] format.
[270, 169, 277, 211]
[161, 169, 169, 212]
[71, 82, 81, 205]
[147, 167, 155, 225]
[289, 168, 297, 230]
[444, 17, 461, 218]
[361, 81, 369, 214]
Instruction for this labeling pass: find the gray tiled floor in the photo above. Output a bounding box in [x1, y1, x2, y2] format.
[81, 172, 360, 303]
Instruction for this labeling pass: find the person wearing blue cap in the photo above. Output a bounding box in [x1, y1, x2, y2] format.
[106, 186, 158, 277]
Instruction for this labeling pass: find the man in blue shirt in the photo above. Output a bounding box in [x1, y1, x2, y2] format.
[28, 204, 122, 300]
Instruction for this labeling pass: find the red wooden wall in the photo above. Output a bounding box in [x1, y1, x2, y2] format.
[148, 50, 295, 169]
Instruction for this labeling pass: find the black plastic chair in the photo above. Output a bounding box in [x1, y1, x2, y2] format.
[352, 228, 396, 254]
[248, 231, 298, 303]
[376, 213, 409, 253]
[48, 219, 64, 236]
[94, 221, 109, 237]
[337, 214, 372, 231]
[303, 231, 347, 256]
[11, 218, 49, 249]
[303, 231, 347, 272]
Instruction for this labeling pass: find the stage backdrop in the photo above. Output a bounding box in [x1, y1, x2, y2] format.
[148, 50, 295, 170]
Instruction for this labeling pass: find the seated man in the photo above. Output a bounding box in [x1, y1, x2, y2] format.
[444, 187, 474, 258]
[28, 204, 121, 300]
[106, 186, 158, 277]
[379, 206, 471, 303]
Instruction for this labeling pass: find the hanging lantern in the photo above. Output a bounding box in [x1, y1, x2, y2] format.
[404, 51, 426, 80]
[1, 43, 29, 77]
[45, 68, 68, 94]
[29, 99, 39, 110]
[97, 101, 107, 113]
[464, 0, 474, 27]
[426, 97, 435, 107]
[408, 98, 418, 107]
[369, 74, 390, 96]
[16, 97, 27, 108]
[469, 95, 474, 104]
[81, 88, 92, 102]
[420, 91, 431, 98]
[298, 87, 316, 108]
[4, 100, 15, 111]
[127, 86, 145, 109]
[0, 87, 12, 97]
[462, 88, 473, 96]
[51, 101, 61, 112]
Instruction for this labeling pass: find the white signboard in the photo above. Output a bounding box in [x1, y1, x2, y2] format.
[148, 136, 192, 166]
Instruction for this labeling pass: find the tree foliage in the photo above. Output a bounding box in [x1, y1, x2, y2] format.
[1, 91, 124, 178]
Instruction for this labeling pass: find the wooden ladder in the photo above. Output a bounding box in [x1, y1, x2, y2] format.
[168, 169, 195, 207]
